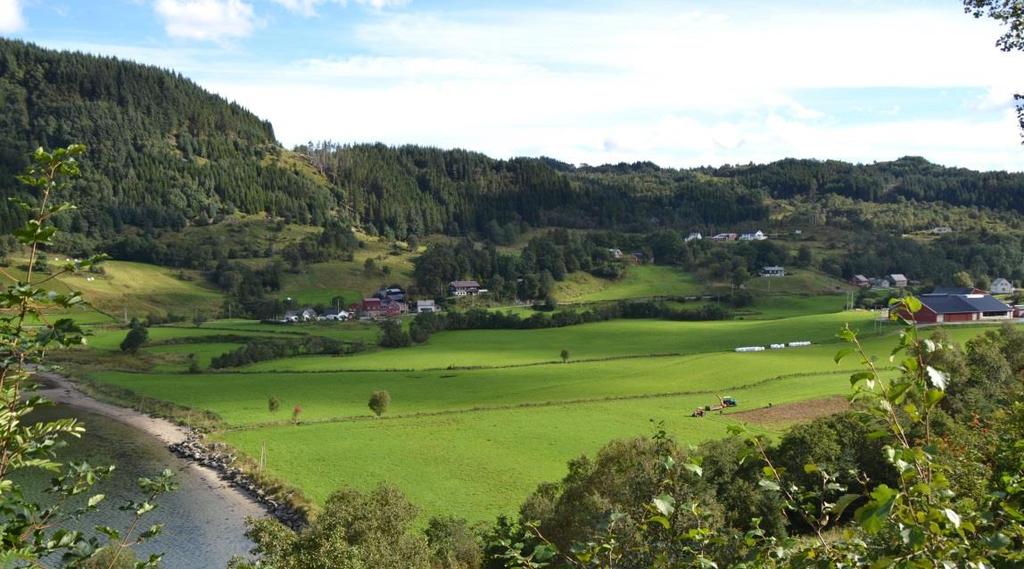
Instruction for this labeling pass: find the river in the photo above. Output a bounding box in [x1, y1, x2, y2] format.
[21, 405, 262, 568]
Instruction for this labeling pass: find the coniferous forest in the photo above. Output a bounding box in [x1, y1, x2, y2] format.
[4, 37, 1024, 253]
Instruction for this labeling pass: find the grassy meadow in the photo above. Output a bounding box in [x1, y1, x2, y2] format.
[3, 258, 223, 322]
[64, 255, 1022, 524]
[554, 265, 703, 302]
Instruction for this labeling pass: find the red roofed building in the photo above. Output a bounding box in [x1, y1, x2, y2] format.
[906, 293, 1013, 324]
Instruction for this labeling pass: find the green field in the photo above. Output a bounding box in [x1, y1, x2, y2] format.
[57, 260, 223, 317]
[242, 310, 878, 371]
[555, 265, 703, 302]
[741, 268, 853, 296]
[76, 297, 1019, 524]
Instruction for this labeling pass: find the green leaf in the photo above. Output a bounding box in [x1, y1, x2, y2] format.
[653, 494, 675, 517]
[87, 494, 105, 508]
[758, 479, 780, 492]
[943, 508, 961, 529]
[904, 296, 922, 313]
[926, 366, 948, 391]
[683, 462, 703, 477]
[849, 370, 874, 386]
[831, 494, 861, 517]
[854, 484, 899, 534]
[648, 515, 671, 529]
[834, 347, 855, 364]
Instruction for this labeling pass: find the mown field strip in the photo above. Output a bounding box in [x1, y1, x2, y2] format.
[217, 367, 888, 431]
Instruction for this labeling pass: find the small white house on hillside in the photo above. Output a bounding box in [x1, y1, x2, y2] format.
[414, 300, 438, 313]
[760, 266, 785, 278]
[991, 278, 1014, 295]
[320, 308, 350, 321]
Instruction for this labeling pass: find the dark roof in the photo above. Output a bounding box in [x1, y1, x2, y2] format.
[920, 294, 1011, 315]
[450, 280, 480, 288]
[932, 287, 976, 295]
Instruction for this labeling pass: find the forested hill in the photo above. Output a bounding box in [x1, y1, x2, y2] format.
[0, 39, 335, 239]
[300, 142, 770, 239]
[301, 142, 1024, 240]
[707, 156, 1024, 212]
[4, 38, 1024, 249]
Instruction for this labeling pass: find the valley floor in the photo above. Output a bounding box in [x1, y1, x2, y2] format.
[61, 291, 1021, 523]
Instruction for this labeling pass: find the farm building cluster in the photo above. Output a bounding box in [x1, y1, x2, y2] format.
[275, 307, 351, 323]
[710, 230, 768, 242]
[848, 273, 910, 289]
[347, 285, 443, 319]
[850, 275, 1017, 296]
[606, 249, 649, 263]
[271, 279, 498, 323]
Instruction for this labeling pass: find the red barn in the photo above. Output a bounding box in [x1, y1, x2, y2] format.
[909, 293, 1013, 324]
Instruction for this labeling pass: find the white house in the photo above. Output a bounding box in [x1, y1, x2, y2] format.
[760, 266, 785, 278]
[449, 280, 481, 296]
[740, 230, 767, 241]
[991, 278, 1014, 295]
[414, 300, 438, 313]
[320, 308, 350, 321]
[889, 274, 909, 288]
[607, 248, 623, 259]
[685, 232, 702, 242]
[283, 308, 318, 322]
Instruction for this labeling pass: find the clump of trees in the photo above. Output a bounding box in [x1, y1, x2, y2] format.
[119, 321, 149, 353]
[210, 336, 353, 368]
[229, 484, 433, 569]
[379, 320, 412, 348]
[395, 302, 728, 348]
[369, 390, 391, 417]
[413, 230, 622, 300]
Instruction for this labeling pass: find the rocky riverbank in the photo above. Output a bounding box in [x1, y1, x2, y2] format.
[34, 370, 304, 530]
[169, 432, 306, 530]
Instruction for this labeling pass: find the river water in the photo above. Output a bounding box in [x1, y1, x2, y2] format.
[21, 406, 261, 568]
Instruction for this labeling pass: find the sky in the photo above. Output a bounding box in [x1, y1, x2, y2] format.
[2, 0, 1024, 171]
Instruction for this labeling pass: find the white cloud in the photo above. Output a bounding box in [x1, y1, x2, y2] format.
[0, 0, 25, 33]
[154, 0, 257, 41]
[51, 2, 1024, 171]
[272, 0, 407, 17]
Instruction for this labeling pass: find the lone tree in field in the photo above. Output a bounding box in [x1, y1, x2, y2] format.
[561, 349, 570, 363]
[186, 353, 201, 374]
[268, 395, 280, 413]
[192, 312, 207, 327]
[369, 390, 391, 417]
[119, 325, 148, 354]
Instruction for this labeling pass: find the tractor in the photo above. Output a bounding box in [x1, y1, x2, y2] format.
[691, 395, 737, 417]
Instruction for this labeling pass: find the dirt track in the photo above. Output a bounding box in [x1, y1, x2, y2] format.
[729, 396, 850, 427]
